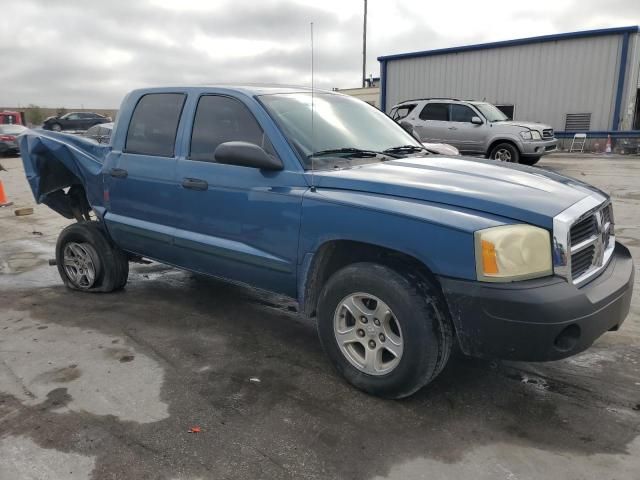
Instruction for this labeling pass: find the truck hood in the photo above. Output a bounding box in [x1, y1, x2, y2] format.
[312, 156, 604, 228]
[494, 120, 552, 132]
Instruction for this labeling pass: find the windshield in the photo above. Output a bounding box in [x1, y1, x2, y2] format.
[259, 92, 423, 169]
[472, 103, 508, 122]
[0, 125, 26, 134]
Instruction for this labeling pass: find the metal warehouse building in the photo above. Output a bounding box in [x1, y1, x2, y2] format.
[378, 26, 640, 136]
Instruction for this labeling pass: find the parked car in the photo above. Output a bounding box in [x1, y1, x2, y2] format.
[84, 122, 113, 144]
[43, 112, 111, 132]
[390, 98, 557, 165]
[20, 86, 633, 399]
[0, 110, 25, 125]
[0, 124, 27, 155]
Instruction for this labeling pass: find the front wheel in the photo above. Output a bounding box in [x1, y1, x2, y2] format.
[489, 142, 520, 163]
[56, 222, 129, 292]
[51, 123, 62, 132]
[316, 262, 453, 399]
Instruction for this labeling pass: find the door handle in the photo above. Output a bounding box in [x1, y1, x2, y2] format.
[448, 126, 458, 130]
[110, 168, 128, 178]
[182, 178, 208, 191]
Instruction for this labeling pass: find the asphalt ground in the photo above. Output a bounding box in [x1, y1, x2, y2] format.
[0, 152, 639, 479]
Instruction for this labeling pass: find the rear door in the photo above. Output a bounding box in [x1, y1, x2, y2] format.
[446, 104, 486, 153]
[173, 94, 305, 297]
[413, 103, 449, 142]
[103, 92, 186, 263]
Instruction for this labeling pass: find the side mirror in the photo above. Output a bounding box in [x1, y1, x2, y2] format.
[214, 141, 283, 171]
[471, 116, 483, 125]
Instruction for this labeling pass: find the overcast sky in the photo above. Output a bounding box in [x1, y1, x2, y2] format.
[1, 0, 638, 109]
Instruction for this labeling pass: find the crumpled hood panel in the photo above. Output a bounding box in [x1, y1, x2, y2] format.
[312, 156, 604, 227]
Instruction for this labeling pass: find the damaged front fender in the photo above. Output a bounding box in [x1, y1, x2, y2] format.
[19, 130, 110, 219]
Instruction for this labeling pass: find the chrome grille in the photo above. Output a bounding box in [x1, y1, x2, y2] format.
[542, 128, 554, 138]
[570, 215, 597, 245]
[571, 245, 595, 278]
[553, 196, 615, 287]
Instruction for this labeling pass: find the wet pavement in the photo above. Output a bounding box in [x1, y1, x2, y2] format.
[0, 153, 639, 479]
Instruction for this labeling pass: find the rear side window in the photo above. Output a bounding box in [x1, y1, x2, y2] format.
[450, 104, 477, 122]
[190, 95, 275, 162]
[392, 104, 416, 120]
[125, 93, 186, 157]
[419, 103, 448, 121]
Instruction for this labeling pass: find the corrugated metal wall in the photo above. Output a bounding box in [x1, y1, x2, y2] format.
[384, 34, 636, 132]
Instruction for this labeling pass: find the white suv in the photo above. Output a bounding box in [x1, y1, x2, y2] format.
[390, 98, 557, 165]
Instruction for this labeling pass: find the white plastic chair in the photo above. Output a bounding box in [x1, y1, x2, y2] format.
[569, 133, 587, 153]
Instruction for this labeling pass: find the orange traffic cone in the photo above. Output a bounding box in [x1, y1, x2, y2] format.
[0, 180, 12, 207]
[605, 135, 612, 154]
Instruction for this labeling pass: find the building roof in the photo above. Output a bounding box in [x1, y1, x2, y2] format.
[377, 25, 640, 62]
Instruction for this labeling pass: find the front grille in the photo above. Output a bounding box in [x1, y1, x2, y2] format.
[567, 202, 614, 284]
[571, 245, 595, 278]
[542, 128, 554, 138]
[544, 145, 556, 151]
[570, 215, 597, 245]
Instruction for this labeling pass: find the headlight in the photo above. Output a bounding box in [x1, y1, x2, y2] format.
[474, 225, 552, 282]
[520, 130, 542, 140]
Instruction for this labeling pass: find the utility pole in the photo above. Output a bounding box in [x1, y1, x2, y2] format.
[362, 0, 367, 88]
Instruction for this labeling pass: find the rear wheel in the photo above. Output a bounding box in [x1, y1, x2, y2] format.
[316, 262, 453, 399]
[520, 156, 541, 166]
[56, 222, 128, 292]
[489, 142, 520, 163]
[51, 123, 62, 132]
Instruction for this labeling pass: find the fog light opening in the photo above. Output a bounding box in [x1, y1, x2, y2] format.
[554, 324, 581, 352]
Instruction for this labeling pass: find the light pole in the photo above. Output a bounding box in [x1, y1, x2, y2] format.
[362, 0, 367, 88]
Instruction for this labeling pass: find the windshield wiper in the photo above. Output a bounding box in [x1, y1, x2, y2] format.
[383, 145, 427, 155]
[308, 147, 382, 158]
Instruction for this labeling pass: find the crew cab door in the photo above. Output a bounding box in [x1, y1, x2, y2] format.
[445, 104, 487, 153]
[103, 92, 186, 263]
[412, 102, 449, 142]
[173, 94, 305, 297]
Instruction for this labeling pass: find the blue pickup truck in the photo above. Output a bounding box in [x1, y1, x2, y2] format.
[20, 86, 634, 398]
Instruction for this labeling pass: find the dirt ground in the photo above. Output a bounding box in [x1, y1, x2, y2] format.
[0, 152, 639, 480]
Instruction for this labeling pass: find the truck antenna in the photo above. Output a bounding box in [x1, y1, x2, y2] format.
[310, 21, 316, 192]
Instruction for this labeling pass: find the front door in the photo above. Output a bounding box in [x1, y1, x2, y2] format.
[446, 104, 486, 153]
[174, 94, 305, 297]
[104, 92, 186, 263]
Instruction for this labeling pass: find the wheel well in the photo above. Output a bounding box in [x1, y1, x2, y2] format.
[302, 240, 443, 318]
[486, 139, 520, 157]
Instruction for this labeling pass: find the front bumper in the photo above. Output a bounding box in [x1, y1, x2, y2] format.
[439, 242, 634, 361]
[521, 138, 557, 157]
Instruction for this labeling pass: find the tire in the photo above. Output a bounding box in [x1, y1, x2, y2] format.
[56, 222, 129, 292]
[520, 156, 541, 166]
[51, 123, 62, 132]
[316, 262, 453, 399]
[489, 142, 520, 163]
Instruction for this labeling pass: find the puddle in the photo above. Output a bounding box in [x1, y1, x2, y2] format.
[0, 310, 169, 423]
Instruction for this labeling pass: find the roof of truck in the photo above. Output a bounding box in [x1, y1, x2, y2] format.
[128, 84, 335, 97]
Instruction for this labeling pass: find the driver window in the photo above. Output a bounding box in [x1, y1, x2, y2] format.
[190, 95, 275, 162]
